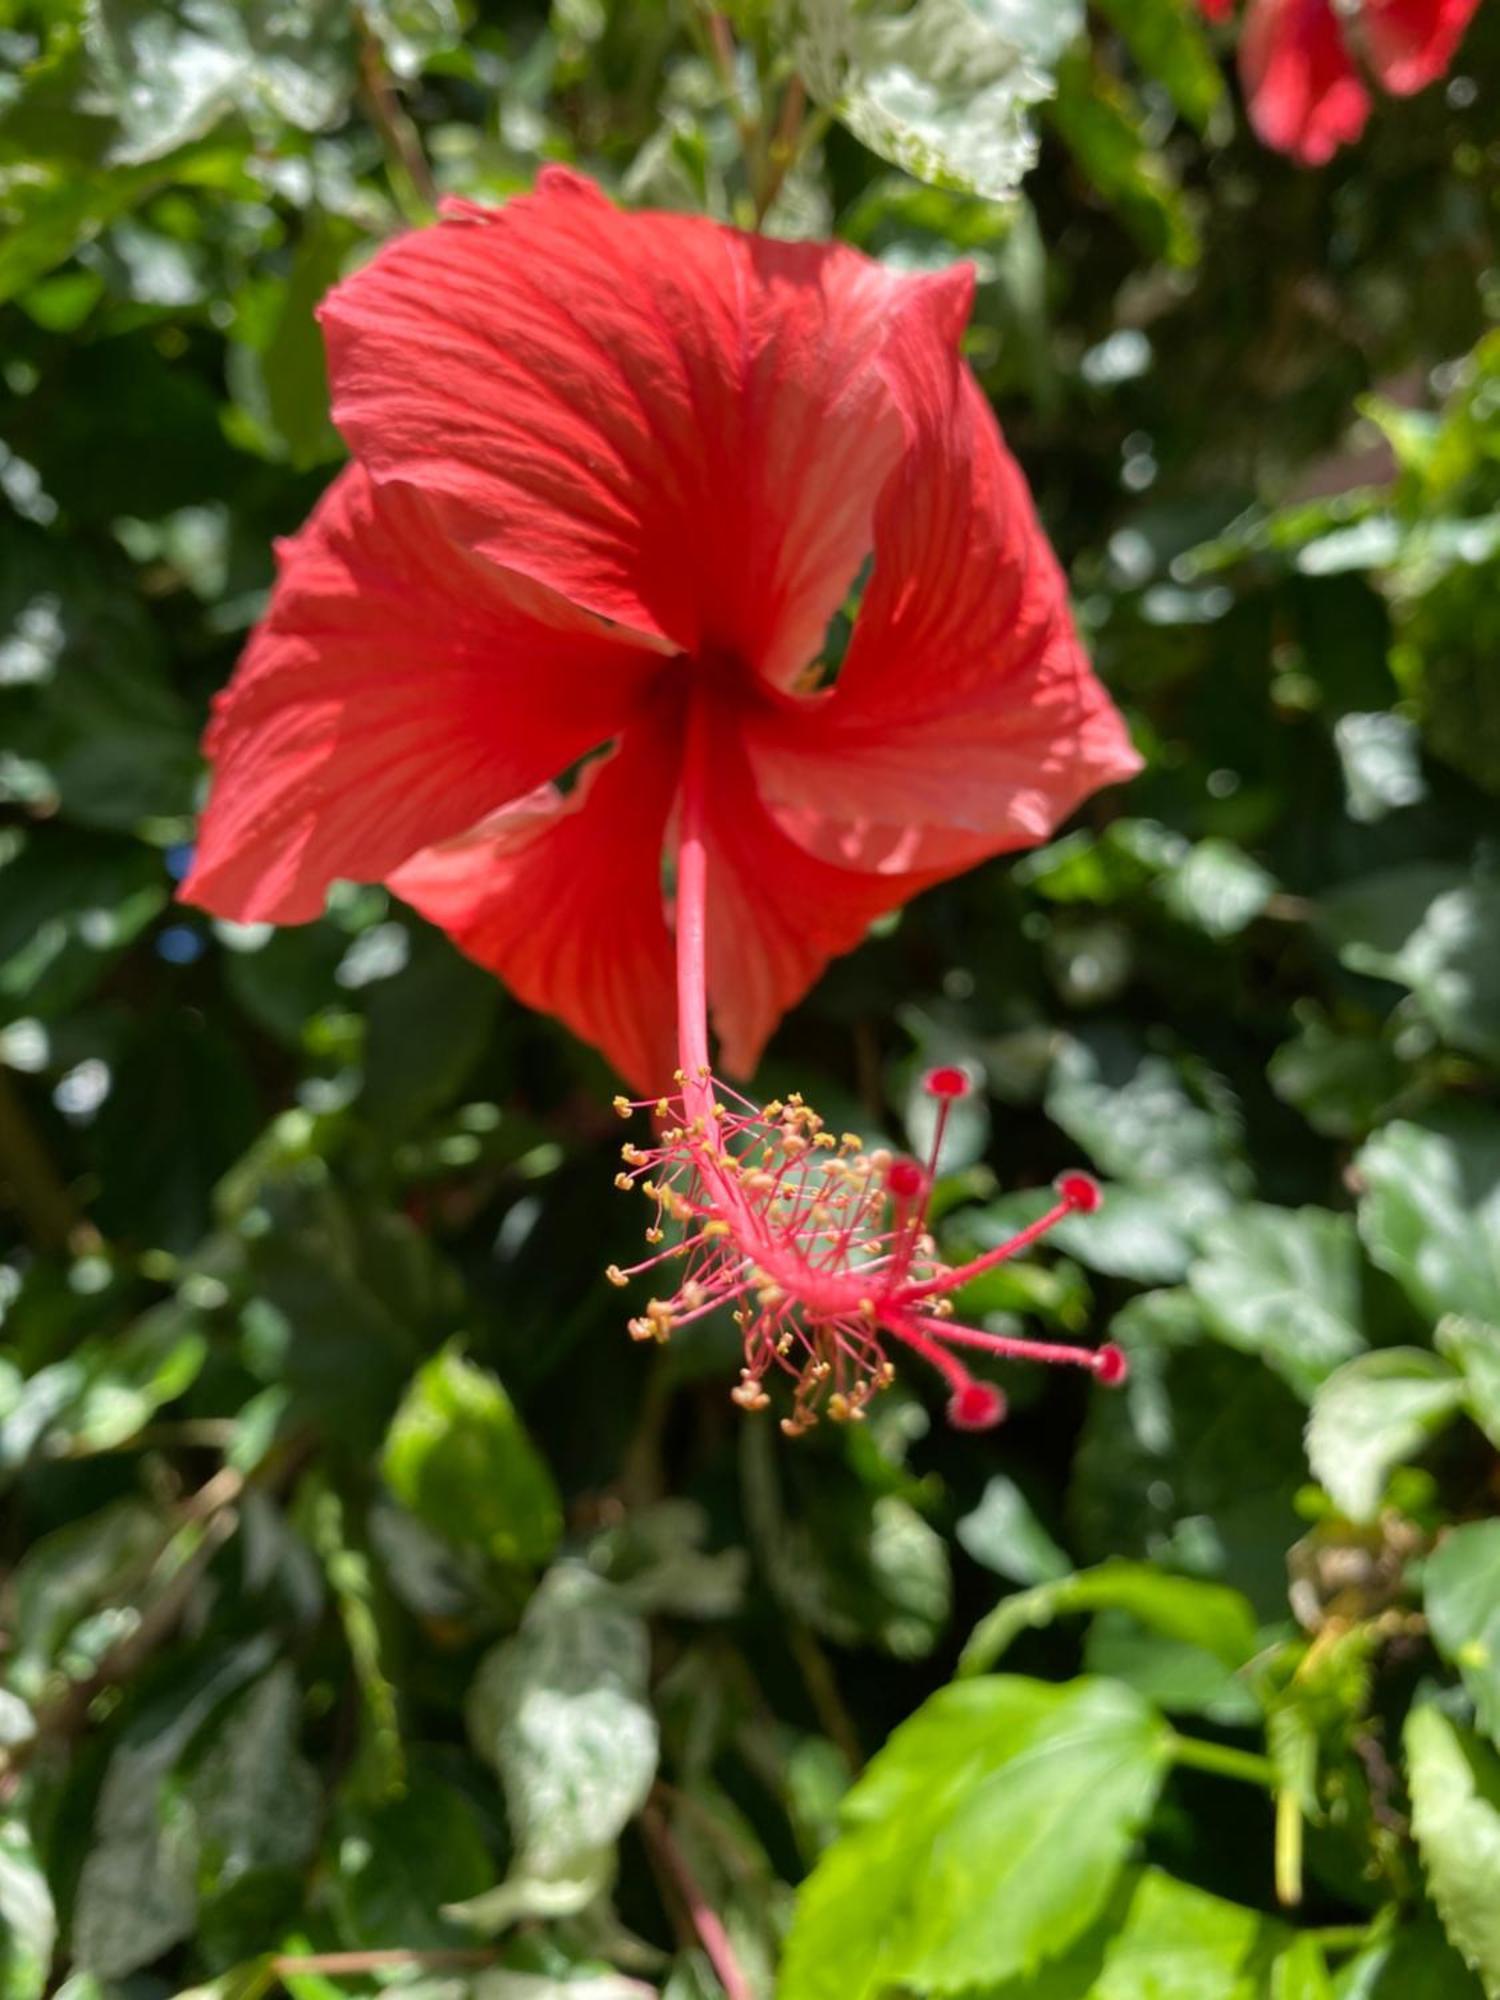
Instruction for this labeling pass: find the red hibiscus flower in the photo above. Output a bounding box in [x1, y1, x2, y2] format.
[185, 169, 1141, 1430]
[1201, 0, 1480, 164]
[184, 168, 1136, 1091]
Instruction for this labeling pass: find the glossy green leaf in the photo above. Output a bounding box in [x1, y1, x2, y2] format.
[72, 1644, 272, 1978]
[465, 1565, 658, 1923]
[1425, 1523, 1500, 1748]
[1305, 1349, 1466, 1523]
[86, 0, 355, 162]
[1094, 0, 1223, 128]
[1357, 1117, 1500, 1330]
[382, 1344, 562, 1571]
[1436, 1317, 1500, 1449]
[790, 0, 1079, 199]
[330, 1771, 496, 1950]
[1050, 51, 1198, 269]
[955, 1474, 1071, 1586]
[1191, 1206, 1367, 1400]
[1322, 872, 1500, 1066]
[1406, 1707, 1500, 1998]
[0, 1817, 56, 2000]
[961, 1559, 1258, 1677]
[780, 1677, 1171, 2000]
[1275, 1937, 1337, 2000]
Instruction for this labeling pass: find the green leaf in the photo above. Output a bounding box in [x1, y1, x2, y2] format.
[1083, 1614, 1262, 1725]
[260, 213, 352, 470]
[1334, 1921, 1486, 1999]
[1190, 1206, 1367, 1400]
[779, 1676, 1171, 2000]
[1357, 1116, 1500, 1330]
[1049, 51, 1199, 269]
[67, 1303, 210, 1454]
[1069, 1291, 1307, 1620]
[1334, 712, 1428, 824]
[790, 0, 1080, 200]
[1092, 0, 1224, 130]
[0, 156, 183, 305]
[86, 0, 355, 162]
[1406, 1707, 1500, 1998]
[969, 1868, 1286, 1998]
[585, 1499, 747, 1619]
[960, 1559, 1258, 1677]
[382, 1345, 561, 1572]
[465, 1565, 658, 1924]
[1274, 1937, 1336, 2000]
[362, 0, 462, 77]
[163, 1962, 278, 2000]
[1162, 839, 1276, 940]
[1425, 1523, 1500, 1748]
[0, 1817, 56, 2000]
[1321, 870, 1500, 1065]
[330, 1770, 496, 1951]
[1437, 1317, 1500, 1449]
[0, 831, 167, 1023]
[1268, 1013, 1406, 1141]
[955, 1474, 1071, 1586]
[1305, 1349, 1466, 1523]
[187, 1665, 321, 1893]
[744, 1423, 953, 1659]
[72, 1643, 272, 1978]
[1046, 1029, 1247, 1199]
[1048, 1184, 1203, 1285]
[6, 1499, 162, 1698]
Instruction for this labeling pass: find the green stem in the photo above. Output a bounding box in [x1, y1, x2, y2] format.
[1301, 1925, 1376, 1956]
[1276, 1782, 1305, 1907]
[1167, 1732, 1277, 1790]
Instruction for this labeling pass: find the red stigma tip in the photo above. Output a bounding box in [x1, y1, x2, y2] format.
[1093, 1343, 1128, 1387]
[948, 1380, 1007, 1430]
[1056, 1170, 1102, 1214]
[924, 1064, 973, 1101]
[886, 1157, 927, 1202]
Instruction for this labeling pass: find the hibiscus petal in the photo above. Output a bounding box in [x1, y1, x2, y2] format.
[701, 719, 958, 1080]
[181, 465, 664, 924]
[389, 708, 681, 1091]
[741, 267, 1140, 879]
[1360, 0, 1480, 95]
[1239, 0, 1371, 163]
[319, 168, 905, 686]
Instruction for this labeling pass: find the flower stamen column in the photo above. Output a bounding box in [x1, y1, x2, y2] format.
[608, 686, 1128, 1434]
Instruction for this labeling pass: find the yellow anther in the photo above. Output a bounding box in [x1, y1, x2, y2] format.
[605, 1264, 628, 1287]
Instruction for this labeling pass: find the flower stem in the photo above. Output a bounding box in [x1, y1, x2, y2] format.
[676, 690, 714, 1112]
[1167, 1733, 1277, 1790]
[643, 1802, 755, 2000]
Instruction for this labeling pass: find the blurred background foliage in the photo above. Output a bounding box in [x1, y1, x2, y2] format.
[2, 1, 1500, 1997]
